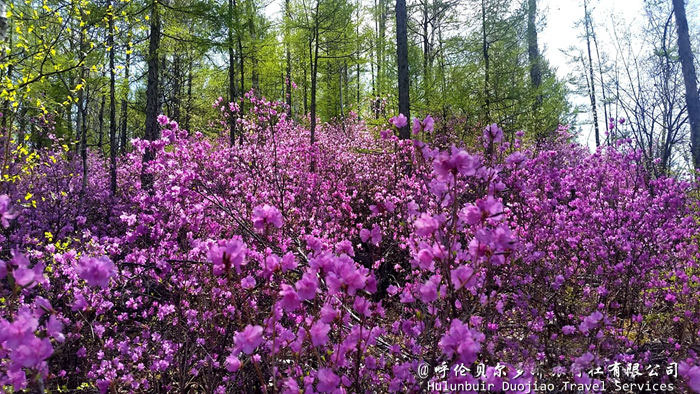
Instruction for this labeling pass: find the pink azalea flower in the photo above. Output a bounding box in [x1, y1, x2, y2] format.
[295, 272, 319, 300]
[225, 354, 241, 372]
[11, 337, 53, 368]
[414, 213, 439, 237]
[359, 228, 371, 242]
[157, 114, 169, 126]
[252, 204, 284, 230]
[451, 265, 475, 290]
[438, 319, 484, 364]
[370, 224, 382, 245]
[423, 115, 434, 132]
[679, 362, 700, 393]
[77, 256, 116, 288]
[418, 275, 441, 303]
[234, 325, 264, 354]
[309, 321, 330, 347]
[316, 368, 340, 392]
[278, 284, 300, 311]
[389, 113, 408, 128]
[0, 194, 18, 228]
[433, 147, 480, 179]
[483, 123, 504, 144]
[207, 237, 247, 275]
[412, 117, 421, 135]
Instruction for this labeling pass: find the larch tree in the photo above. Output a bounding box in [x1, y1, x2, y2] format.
[395, 0, 410, 139]
[672, 0, 700, 171]
[142, 0, 162, 191]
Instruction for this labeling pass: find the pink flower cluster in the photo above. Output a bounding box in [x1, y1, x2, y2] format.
[0, 94, 698, 393]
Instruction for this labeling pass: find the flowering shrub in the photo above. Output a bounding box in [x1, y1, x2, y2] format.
[0, 95, 698, 392]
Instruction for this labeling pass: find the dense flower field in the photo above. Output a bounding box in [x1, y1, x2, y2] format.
[1, 95, 699, 393]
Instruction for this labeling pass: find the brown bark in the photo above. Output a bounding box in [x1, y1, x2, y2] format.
[396, 0, 410, 139]
[672, 0, 700, 171]
[141, 0, 161, 191]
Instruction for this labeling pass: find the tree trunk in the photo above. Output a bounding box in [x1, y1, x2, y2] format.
[185, 62, 192, 132]
[99, 92, 105, 153]
[672, 0, 700, 171]
[235, 0, 245, 115]
[248, 3, 259, 94]
[79, 82, 88, 193]
[339, 64, 345, 133]
[356, 0, 361, 108]
[228, 0, 238, 146]
[142, 0, 161, 191]
[119, 38, 130, 154]
[310, 20, 319, 144]
[79, 24, 88, 194]
[0, 1, 8, 42]
[377, 0, 386, 96]
[172, 54, 181, 121]
[395, 0, 410, 139]
[481, 0, 490, 118]
[422, 0, 429, 87]
[584, 0, 600, 147]
[303, 65, 308, 114]
[108, 0, 117, 195]
[592, 31, 608, 144]
[527, 0, 541, 104]
[285, 0, 292, 116]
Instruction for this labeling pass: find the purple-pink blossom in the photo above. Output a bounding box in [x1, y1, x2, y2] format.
[389, 113, 408, 129]
[76, 255, 116, 288]
[438, 319, 484, 364]
[207, 237, 247, 275]
[252, 204, 284, 230]
[0, 194, 18, 228]
[234, 325, 264, 354]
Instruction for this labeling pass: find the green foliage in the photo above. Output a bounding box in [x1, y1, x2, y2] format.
[0, 0, 573, 164]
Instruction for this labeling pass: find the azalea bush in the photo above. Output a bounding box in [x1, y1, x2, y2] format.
[0, 94, 699, 393]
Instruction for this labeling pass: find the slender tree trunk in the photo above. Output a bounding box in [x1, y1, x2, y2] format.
[185, 62, 192, 131]
[481, 0, 490, 118]
[672, 0, 700, 171]
[303, 65, 308, 114]
[235, 0, 245, 114]
[248, 3, 259, 94]
[339, 64, 345, 133]
[438, 25, 447, 124]
[377, 0, 386, 96]
[422, 0, 429, 88]
[119, 38, 130, 154]
[310, 17, 319, 144]
[79, 84, 88, 193]
[98, 92, 105, 153]
[396, 0, 410, 139]
[172, 55, 181, 120]
[108, 0, 117, 195]
[79, 24, 88, 194]
[285, 0, 292, 116]
[142, 0, 161, 191]
[0, 1, 7, 42]
[583, 0, 600, 147]
[228, 0, 238, 146]
[16, 106, 26, 147]
[527, 0, 541, 104]
[371, 0, 377, 100]
[356, 0, 361, 108]
[80, 85, 88, 188]
[593, 35, 608, 144]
